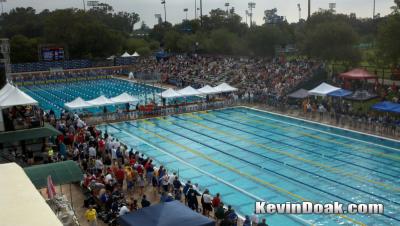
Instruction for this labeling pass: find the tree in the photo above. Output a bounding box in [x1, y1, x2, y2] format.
[10, 35, 40, 63]
[377, 14, 400, 65]
[301, 21, 360, 64]
[245, 26, 282, 57]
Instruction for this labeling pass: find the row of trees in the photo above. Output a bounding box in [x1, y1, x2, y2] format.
[1, 1, 399, 67]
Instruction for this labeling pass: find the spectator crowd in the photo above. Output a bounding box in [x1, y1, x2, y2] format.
[37, 110, 269, 226]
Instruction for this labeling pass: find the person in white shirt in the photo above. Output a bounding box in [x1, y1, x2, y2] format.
[95, 158, 104, 172]
[104, 173, 113, 184]
[119, 205, 130, 216]
[88, 146, 96, 158]
[111, 148, 117, 160]
[168, 172, 176, 191]
[202, 189, 213, 217]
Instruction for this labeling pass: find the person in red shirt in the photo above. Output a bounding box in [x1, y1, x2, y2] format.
[212, 193, 221, 209]
[98, 139, 105, 155]
[115, 165, 125, 186]
[136, 164, 144, 176]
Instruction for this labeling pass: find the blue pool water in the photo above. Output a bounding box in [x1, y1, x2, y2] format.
[98, 107, 400, 226]
[19, 79, 163, 117]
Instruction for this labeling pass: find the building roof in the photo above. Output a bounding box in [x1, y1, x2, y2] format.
[24, 160, 83, 189]
[0, 123, 61, 143]
[0, 163, 63, 226]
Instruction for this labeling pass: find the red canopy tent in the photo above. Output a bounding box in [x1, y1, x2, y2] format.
[339, 68, 378, 80]
[339, 68, 378, 90]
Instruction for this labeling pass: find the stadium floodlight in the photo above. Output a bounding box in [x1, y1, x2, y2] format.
[225, 2, 230, 14]
[248, 2, 256, 27]
[87, 0, 98, 8]
[161, 0, 167, 23]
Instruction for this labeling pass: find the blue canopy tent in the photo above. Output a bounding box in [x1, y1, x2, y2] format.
[327, 89, 353, 97]
[118, 201, 215, 226]
[371, 101, 400, 114]
[156, 51, 169, 61]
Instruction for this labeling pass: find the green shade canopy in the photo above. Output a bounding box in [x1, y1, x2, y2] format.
[0, 123, 61, 143]
[24, 160, 83, 189]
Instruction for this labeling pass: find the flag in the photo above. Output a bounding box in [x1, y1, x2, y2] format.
[47, 175, 56, 199]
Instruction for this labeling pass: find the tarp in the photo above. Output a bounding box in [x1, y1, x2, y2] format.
[0, 163, 63, 226]
[0, 123, 61, 143]
[107, 55, 116, 60]
[339, 68, 378, 80]
[24, 160, 83, 189]
[308, 82, 340, 96]
[64, 97, 91, 109]
[213, 83, 238, 93]
[132, 52, 140, 57]
[158, 88, 183, 98]
[110, 92, 138, 104]
[327, 89, 353, 97]
[177, 86, 202, 97]
[118, 200, 214, 226]
[121, 52, 131, 57]
[0, 86, 38, 108]
[288, 88, 309, 99]
[371, 101, 400, 113]
[345, 90, 378, 101]
[197, 85, 220, 95]
[87, 95, 115, 106]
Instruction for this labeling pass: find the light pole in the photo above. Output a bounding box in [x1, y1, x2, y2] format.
[200, 0, 203, 26]
[308, 0, 311, 19]
[0, 0, 6, 15]
[248, 2, 255, 27]
[195, 0, 197, 19]
[82, 0, 86, 11]
[161, 0, 167, 23]
[373, 0, 376, 18]
[184, 8, 188, 21]
[297, 3, 301, 21]
[245, 10, 249, 25]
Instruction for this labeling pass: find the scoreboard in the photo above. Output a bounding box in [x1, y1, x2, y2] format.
[40, 47, 65, 61]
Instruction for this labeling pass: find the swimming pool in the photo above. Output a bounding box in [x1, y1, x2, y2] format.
[19, 78, 162, 117]
[98, 107, 400, 226]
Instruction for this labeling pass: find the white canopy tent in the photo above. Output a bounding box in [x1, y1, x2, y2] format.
[0, 86, 38, 108]
[158, 88, 183, 98]
[87, 95, 115, 106]
[197, 85, 220, 95]
[121, 52, 131, 57]
[213, 83, 238, 93]
[0, 163, 63, 226]
[308, 82, 341, 97]
[110, 92, 138, 104]
[177, 86, 202, 97]
[64, 97, 91, 110]
[0, 83, 15, 97]
[132, 52, 140, 57]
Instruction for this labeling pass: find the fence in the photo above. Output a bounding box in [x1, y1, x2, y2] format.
[81, 99, 236, 125]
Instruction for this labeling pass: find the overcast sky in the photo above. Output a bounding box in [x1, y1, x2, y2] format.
[3, 0, 396, 26]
